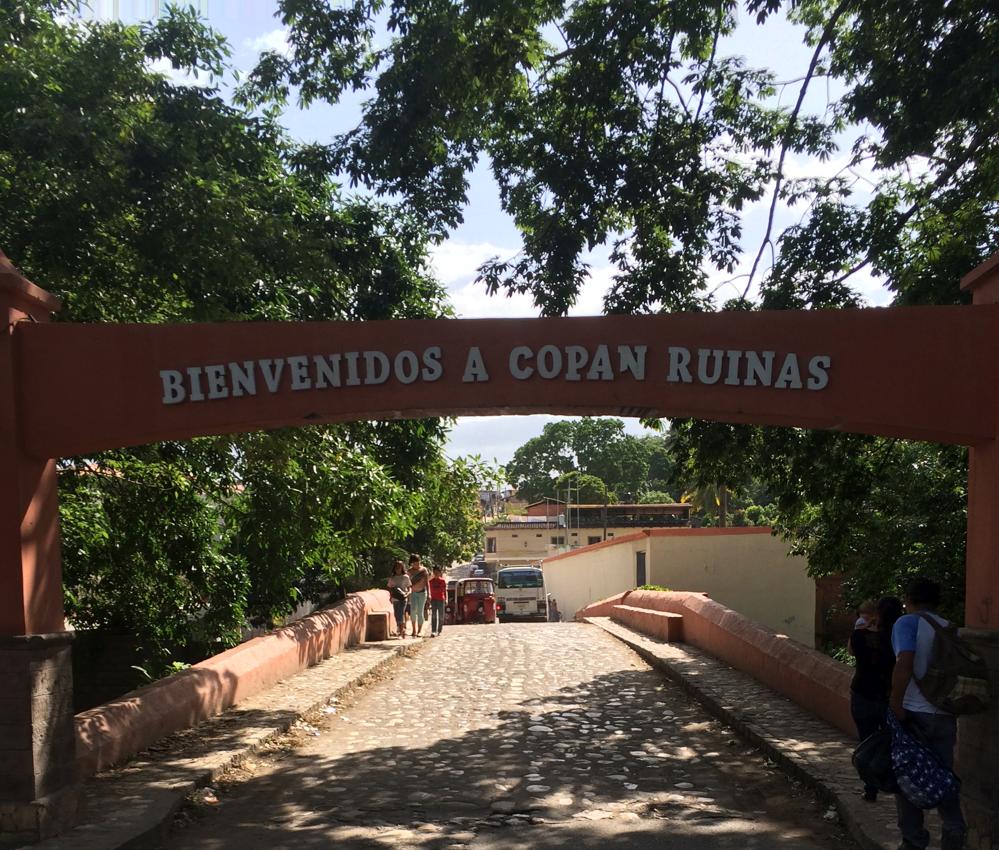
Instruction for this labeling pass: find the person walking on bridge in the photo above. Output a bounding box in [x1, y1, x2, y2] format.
[849, 595, 902, 801]
[386, 560, 411, 639]
[890, 577, 966, 850]
[429, 565, 447, 636]
[408, 554, 430, 638]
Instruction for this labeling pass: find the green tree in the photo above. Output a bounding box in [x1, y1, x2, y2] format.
[554, 471, 610, 505]
[0, 2, 468, 664]
[254, 0, 998, 615]
[638, 490, 676, 505]
[59, 442, 247, 649]
[505, 418, 664, 502]
[405, 455, 498, 568]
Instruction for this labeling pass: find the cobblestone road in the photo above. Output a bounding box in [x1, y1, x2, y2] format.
[166, 623, 855, 849]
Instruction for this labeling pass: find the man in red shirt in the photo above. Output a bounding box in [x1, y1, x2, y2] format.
[428, 566, 448, 637]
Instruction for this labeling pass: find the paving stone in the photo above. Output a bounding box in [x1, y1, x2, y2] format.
[36, 623, 886, 849]
[586, 616, 934, 850]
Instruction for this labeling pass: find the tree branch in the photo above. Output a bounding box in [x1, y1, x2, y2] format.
[741, 0, 851, 300]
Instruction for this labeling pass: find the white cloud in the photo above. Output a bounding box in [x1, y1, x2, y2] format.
[430, 240, 539, 318]
[146, 57, 208, 87]
[428, 240, 508, 287]
[449, 281, 539, 319]
[244, 28, 291, 57]
[445, 414, 654, 466]
[849, 267, 892, 307]
[431, 240, 619, 319]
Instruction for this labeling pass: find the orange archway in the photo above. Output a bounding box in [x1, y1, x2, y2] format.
[2, 250, 999, 835]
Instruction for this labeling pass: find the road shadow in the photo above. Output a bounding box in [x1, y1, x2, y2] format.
[165, 645, 854, 849]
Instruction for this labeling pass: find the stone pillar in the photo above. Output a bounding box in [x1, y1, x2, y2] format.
[954, 631, 999, 850]
[0, 252, 79, 840]
[0, 633, 80, 840]
[958, 253, 999, 850]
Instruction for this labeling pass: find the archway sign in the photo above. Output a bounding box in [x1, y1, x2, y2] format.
[2, 250, 998, 837]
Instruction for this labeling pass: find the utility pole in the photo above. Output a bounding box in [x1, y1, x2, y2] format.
[602, 480, 608, 542]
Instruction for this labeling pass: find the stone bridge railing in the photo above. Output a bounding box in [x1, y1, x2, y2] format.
[74, 589, 391, 778]
[577, 589, 854, 735]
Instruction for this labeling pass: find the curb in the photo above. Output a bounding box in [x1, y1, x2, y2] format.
[586, 617, 893, 850]
[36, 640, 425, 850]
[130, 642, 423, 850]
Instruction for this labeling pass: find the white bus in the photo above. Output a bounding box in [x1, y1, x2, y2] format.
[495, 566, 548, 622]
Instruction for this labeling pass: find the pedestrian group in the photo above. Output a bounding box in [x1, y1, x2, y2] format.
[386, 554, 448, 639]
[849, 577, 970, 850]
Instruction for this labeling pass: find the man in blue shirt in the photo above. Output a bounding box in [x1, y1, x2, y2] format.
[890, 577, 966, 850]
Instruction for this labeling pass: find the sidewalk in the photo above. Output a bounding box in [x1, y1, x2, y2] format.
[27, 637, 425, 850]
[586, 616, 917, 850]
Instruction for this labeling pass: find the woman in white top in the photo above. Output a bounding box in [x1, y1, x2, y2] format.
[386, 560, 411, 638]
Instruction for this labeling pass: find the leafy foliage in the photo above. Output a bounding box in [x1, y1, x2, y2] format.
[59, 443, 247, 649]
[505, 419, 673, 502]
[252, 0, 998, 617]
[404, 455, 498, 569]
[554, 471, 611, 505]
[668, 423, 969, 619]
[1, 3, 482, 665]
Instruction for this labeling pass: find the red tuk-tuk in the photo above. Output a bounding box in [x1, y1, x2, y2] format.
[446, 577, 497, 625]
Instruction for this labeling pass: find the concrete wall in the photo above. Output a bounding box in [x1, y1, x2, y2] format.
[545, 528, 815, 647]
[543, 533, 649, 619]
[648, 529, 815, 646]
[73, 589, 389, 778]
[578, 590, 853, 736]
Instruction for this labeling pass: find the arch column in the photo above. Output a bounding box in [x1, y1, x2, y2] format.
[958, 255, 999, 850]
[0, 253, 79, 840]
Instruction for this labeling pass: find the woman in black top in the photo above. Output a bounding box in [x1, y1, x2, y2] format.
[849, 595, 903, 801]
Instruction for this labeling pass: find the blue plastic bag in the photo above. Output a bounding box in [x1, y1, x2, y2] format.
[889, 712, 961, 809]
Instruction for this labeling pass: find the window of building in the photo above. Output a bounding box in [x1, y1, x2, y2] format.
[550, 536, 565, 545]
[536, 533, 543, 537]
[588, 536, 602, 546]
[570, 532, 578, 537]
[486, 537, 497, 553]
[511, 533, 519, 538]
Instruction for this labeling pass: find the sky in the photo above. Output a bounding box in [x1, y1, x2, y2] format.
[87, 1, 895, 465]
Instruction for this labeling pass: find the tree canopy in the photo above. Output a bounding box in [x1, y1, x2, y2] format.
[505, 419, 673, 503]
[2, 2, 486, 665]
[251, 0, 998, 618]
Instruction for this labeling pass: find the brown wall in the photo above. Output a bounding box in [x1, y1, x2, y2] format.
[814, 574, 856, 647]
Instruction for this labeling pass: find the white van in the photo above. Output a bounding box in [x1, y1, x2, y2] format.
[495, 567, 547, 622]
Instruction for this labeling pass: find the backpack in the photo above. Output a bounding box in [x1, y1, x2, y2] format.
[914, 613, 990, 715]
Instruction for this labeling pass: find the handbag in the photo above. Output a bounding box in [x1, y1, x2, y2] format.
[852, 726, 897, 793]
[889, 712, 961, 809]
[390, 585, 408, 602]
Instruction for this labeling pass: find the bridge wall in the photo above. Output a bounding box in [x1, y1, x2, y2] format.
[577, 589, 853, 735]
[543, 534, 651, 619]
[73, 589, 390, 778]
[647, 530, 814, 646]
[545, 528, 815, 646]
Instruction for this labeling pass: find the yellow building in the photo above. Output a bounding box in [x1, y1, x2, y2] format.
[483, 503, 692, 569]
